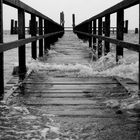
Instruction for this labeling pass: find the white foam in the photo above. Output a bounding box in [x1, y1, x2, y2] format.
[27, 52, 138, 83]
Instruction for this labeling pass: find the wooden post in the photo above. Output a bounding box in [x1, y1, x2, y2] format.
[10, 19, 14, 34]
[72, 14, 75, 29]
[93, 19, 96, 51]
[98, 17, 102, 58]
[135, 28, 138, 34]
[15, 20, 18, 34]
[138, 2, 140, 91]
[39, 17, 43, 57]
[116, 9, 124, 62]
[18, 8, 26, 77]
[0, 0, 4, 99]
[29, 20, 31, 34]
[89, 21, 92, 48]
[124, 20, 128, 33]
[104, 14, 110, 55]
[31, 14, 37, 59]
[44, 20, 50, 51]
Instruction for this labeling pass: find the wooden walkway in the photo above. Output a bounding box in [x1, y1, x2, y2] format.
[6, 32, 139, 139]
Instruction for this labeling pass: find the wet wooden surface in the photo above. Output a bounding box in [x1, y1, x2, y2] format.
[6, 32, 140, 139]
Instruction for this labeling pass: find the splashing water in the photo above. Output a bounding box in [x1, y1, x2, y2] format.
[27, 51, 138, 83]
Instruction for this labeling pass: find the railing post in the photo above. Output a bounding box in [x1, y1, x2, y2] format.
[93, 19, 96, 51]
[18, 8, 26, 77]
[88, 21, 92, 48]
[98, 17, 102, 58]
[138, 2, 140, 91]
[39, 17, 43, 57]
[44, 20, 51, 51]
[0, 0, 4, 99]
[15, 20, 18, 34]
[116, 9, 124, 62]
[31, 14, 37, 59]
[124, 20, 128, 33]
[104, 14, 110, 55]
[72, 14, 75, 29]
[10, 19, 14, 34]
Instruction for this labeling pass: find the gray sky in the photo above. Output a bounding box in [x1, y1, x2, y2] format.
[3, 0, 139, 29]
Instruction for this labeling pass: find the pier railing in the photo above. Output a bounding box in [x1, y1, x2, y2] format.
[0, 0, 64, 99]
[74, 0, 140, 90]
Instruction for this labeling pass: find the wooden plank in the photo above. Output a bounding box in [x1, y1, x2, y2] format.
[0, 0, 4, 99]
[25, 98, 97, 105]
[18, 8, 26, 75]
[0, 31, 63, 53]
[74, 31, 140, 52]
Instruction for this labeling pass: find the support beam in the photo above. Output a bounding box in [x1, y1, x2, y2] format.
[93, 20, 97, 51]
[39, 17, 43, 57]
[18, 8, 26, 77]
[0, 0, 4, 99]
[72, 14, 75, 29]
[10, 19, 14, 34]
[104, 14, 110, 55]
[44, 20, 50, 51]
[98, 17, 102, 58]
[88, 21, 92, 48]
[31, 14, 37, 59]
[116, 9, 124, 62]
[138, 2, 140, 91]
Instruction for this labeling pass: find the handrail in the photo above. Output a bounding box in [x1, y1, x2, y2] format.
[0, 0, 64, 99]
[76, 0, 139, 27]
[74, 30, 140, 52]
[0, 31, 63, 53]
[3, 0, 60, 26]
[74, 0, 140, 91]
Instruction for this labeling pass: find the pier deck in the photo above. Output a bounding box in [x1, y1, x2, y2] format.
[4, 32, 139, 139]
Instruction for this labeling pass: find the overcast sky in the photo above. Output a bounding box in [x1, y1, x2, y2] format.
[3, 0, 139, 29]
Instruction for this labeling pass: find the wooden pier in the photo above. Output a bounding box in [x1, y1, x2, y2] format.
[5, 31, 139, 139]
[0, 0, 140, 139]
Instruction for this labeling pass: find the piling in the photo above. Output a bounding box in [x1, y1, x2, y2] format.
[39, 17, 43, 57]
[116, 9, 124, 62]
[0, 0, 4, 99]
[135, 28, 139, 34]
[31, 14, 37, 59]
[14, 20, 18, 34]
[72, 14, 75, 29]
[88, 21, 92, 48]
[98, 17, 102, 58]
[60, 12, 64, 27]
[93, 20, 97, 51]
[18, 8, 26, 78]
[10, 19, 14, 34]
[104, 14, 110, 54]
[124, 20, 128, 33]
